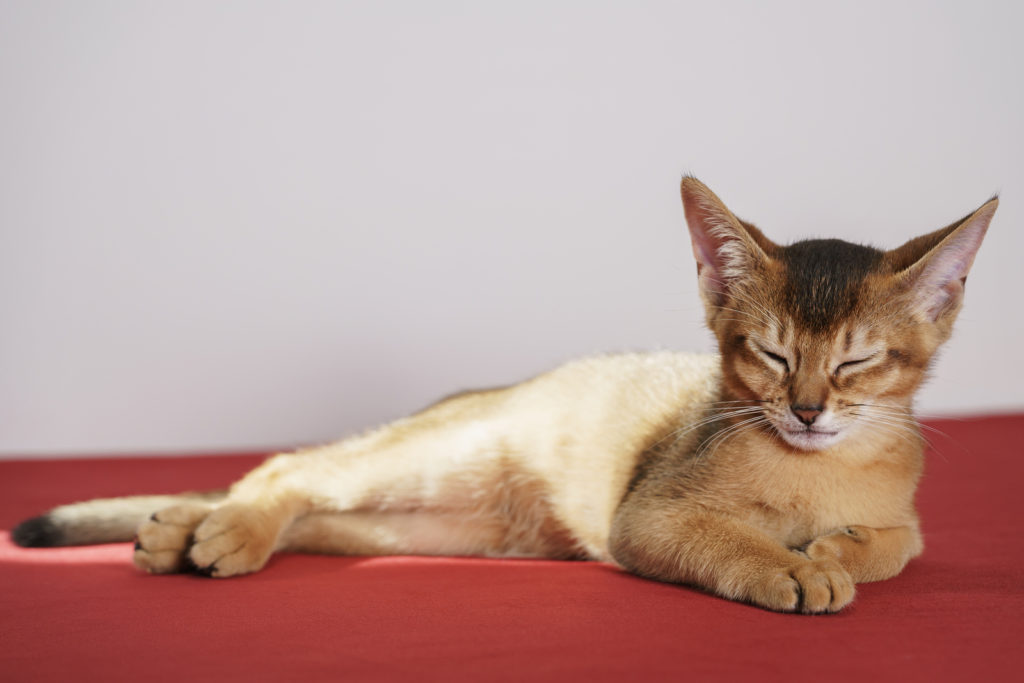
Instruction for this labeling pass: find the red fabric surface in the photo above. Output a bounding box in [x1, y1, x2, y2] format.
[2, 415, 1022, 682]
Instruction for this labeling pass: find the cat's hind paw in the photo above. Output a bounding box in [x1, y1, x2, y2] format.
[186, 504, 278, 578]
[133, 503, 211, 574]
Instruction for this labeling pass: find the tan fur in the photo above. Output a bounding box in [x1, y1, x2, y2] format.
[20, 178, 997, 613]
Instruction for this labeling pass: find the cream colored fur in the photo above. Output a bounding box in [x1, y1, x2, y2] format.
[19, 177, 997, 614]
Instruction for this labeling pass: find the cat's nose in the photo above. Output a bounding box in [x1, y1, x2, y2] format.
[791, 404, 823, 425]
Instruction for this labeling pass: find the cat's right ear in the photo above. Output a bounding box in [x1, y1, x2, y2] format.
[889, 196, 998, 325]
[680, 176, 772, 307]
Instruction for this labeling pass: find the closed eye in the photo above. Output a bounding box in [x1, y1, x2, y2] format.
[759, 349, 790, 372]
[834, 355, 875, 375]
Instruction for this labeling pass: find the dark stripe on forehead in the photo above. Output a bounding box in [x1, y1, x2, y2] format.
[779, 239, 885, 331]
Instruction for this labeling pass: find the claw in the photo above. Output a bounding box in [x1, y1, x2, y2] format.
[184, 555, 216, 577]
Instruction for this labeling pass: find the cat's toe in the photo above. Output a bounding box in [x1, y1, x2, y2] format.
[748, 559, 855, 613]
[187, 505, 275, 578]
[748, 570, 801, 612]
[133, 503, 211, 574]
[791, 559, 855, 613]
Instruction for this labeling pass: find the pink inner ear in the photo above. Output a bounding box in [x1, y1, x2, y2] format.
[682, 189, 744, 301]
[924, 231, 978, 283]
[686, 215, 737, 305]
[914, 214, 990, 320]
[682, 188, 726, 301]
[690, 227, 725, 280]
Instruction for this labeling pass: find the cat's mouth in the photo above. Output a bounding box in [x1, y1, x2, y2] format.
[778, 427, 843, 451]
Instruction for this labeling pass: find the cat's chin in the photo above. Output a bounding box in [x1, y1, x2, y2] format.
[777, 428, 845, 452]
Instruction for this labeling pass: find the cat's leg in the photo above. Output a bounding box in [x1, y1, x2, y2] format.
[610, 506, 855, 613]
[131, 453, 320, 576]
[179, 453, 323, 576]
[277, 509, 515, 557]
[134, 390, 517, 576]
[802, 524, 923, 583]
[277, 511, 408, 556]
[131, 454, 313, 576]
[148, 433, 493, 575]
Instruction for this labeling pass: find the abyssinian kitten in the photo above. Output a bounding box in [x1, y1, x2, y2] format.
[13, 177, 998, 613]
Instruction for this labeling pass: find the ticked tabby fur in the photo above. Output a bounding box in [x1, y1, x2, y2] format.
[14, 177, 998, 613]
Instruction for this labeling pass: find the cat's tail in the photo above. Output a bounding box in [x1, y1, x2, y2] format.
[11, 490, 227, 547]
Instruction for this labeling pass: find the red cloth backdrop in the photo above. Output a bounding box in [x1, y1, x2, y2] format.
[2, 415, 1023, 682]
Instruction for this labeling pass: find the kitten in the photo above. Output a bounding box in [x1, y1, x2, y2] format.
[13, 177, 997, 613]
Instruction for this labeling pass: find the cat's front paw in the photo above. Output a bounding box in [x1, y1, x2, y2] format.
[804, 525, 877, 562]
[187, 504, 278, 578]
[748, 558, 855, 613]
[133, 503, 211, 574]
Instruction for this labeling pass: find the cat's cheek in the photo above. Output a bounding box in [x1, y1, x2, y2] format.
[847, 368, 907, 403]
[731, 357, 785, 400]
[886, 365, 931, 399]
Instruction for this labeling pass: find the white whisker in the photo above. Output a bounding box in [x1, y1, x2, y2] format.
[695, 415, 771, 460]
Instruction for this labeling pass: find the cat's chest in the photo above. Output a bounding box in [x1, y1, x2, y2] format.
[720, 451, 918, 545]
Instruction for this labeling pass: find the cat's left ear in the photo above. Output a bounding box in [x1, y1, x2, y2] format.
[680, 176, 776, 308]
[890, 196, 998, 323]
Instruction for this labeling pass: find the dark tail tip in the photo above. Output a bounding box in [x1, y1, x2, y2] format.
[12, 515, 63, 547]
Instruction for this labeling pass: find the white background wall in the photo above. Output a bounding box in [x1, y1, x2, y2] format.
[2, 1, 1022, 456]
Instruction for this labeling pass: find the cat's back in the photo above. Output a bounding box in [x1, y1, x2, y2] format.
[512, 350, 720, 425]
[429, 350, 720, 429]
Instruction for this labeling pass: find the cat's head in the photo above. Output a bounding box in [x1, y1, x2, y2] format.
[681, 176, 997, 452]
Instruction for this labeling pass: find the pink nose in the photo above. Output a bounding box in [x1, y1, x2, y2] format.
[792, 405, 823, 425]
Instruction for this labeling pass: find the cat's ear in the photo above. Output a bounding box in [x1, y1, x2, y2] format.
[680, 176, 775, 307]
[890, 196, 998, 323]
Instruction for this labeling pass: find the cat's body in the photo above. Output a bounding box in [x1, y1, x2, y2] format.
[14, 177, 997, 613]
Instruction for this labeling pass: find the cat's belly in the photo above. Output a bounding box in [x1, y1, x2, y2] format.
[280, 508, 588, 560]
